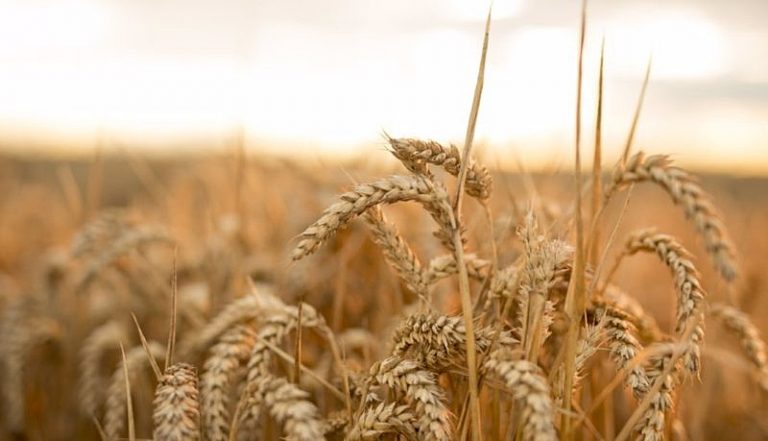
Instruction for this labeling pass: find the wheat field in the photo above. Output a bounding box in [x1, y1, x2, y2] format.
[1, 8, 768, 441]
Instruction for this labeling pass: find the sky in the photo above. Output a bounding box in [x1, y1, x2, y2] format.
[0, 0, 766, 173]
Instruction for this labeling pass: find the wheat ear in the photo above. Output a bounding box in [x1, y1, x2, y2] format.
[710, 303, 768, 392]
[292, 175, 453, 261]
[345, 401, 417, 440]
[76, 227, 174, 291]
[386, 136, 493, 200]
[622, 229, 705, 374]
[423, 253, 490, 286]
[391, 313, 506, 371]
[605, 152, 738, 282]
[0, 312, 59, 435]
[363, 206, 428, 297]
[153, 363, 201, 441]
[232, 374, 325, 441]
[484, 349, 557, 441]
[200, 324, 257, 441]
[635, 344, 677, 441]
[79, 321, 127, 418]
[596, 304, 651, 398]
[369, 356, 452, 441]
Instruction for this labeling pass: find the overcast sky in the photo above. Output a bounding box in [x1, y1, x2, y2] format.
[0, 0, 766, 172]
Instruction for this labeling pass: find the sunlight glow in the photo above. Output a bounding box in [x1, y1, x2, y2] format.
[606, 8, 727, 79]
[0, 0, 764, 173]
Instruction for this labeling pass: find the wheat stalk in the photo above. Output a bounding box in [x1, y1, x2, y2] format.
[153, 363, 201, 441]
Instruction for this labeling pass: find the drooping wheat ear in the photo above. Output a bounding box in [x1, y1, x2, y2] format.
[71, 209, 130, 257]
[484, 349, 557, 441]
[232, 374, 325, 441]
[245, 302, 325, 381]
[292, 175, 454, 261]
[623, 229, 705, 374]
[363, 206, 428, 297]
[596, 304, 651, 399]
[605, 151, 738, 282]
[0, 300, 60, 435]
[76, 226, 175, 291]
[103, 342, 165, 441]
[423, 253, 490, 286]
[153, 363, 201, 441]
[552, 324, 605, 405]
[179, 288, 283, 358]
[517, 213, 573, 357]
[79, 321, 127, 418]
[369, 356, 452, 441]
[345, 401, 417, 441]
[488, 263, 518, 299]
[636, 345, 678, 441]
[601, 285, 664, 343]
[386, 136, 493, 200]
[710, 303, 768, 392]
[200, 324, 258, 441]
[391, 313, 508, 371]
[323, 412, 349, 437]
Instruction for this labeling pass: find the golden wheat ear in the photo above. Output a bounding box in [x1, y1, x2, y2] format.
[153, 363, 201, 441]
[605, 152, 739, 282]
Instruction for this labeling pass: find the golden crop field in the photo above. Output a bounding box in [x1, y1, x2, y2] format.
[1, 4, 767, 441]
[1, 135, 767, 441]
